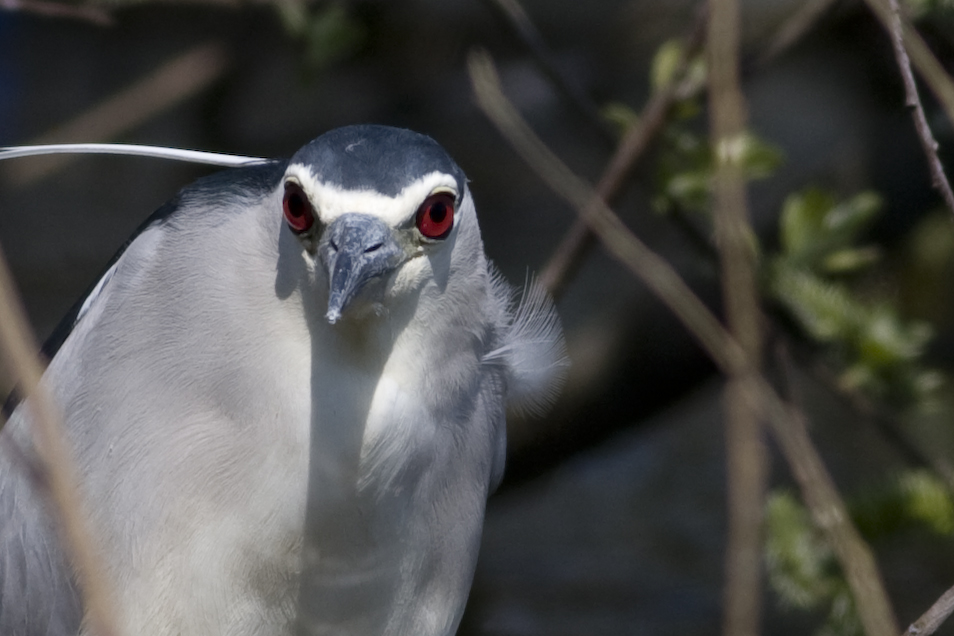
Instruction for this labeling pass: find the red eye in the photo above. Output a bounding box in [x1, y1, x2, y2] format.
[415, 193, 455, 239]
[283, 182, 314, 233]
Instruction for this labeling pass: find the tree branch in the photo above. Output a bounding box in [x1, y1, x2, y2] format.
[905, 584, 954, 636]
[885, 0, 954, 217]
[468, 48, 900, 636]
[0, 245, 122, 636]
[708, 0, 767, 633]
[864, 0, 954, 218]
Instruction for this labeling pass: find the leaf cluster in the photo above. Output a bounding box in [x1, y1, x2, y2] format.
[767, 188, 941, 406]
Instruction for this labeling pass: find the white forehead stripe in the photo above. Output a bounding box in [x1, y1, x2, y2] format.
[285, 165, 459, 226]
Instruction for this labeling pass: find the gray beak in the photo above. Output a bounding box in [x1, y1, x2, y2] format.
[319, 213, 403, 324]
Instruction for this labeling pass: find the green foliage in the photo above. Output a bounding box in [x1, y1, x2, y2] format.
[601, 102, 641, 137]
[767, 188, 940, 405]
[647, 38, 779, 216]
[778, 189, 882, 273]
[767, 474, 954, 635]
[905, 0, 954, 19]
[852, 470, 954, 539]
[767, 472, 954, 634]
[649, 38, 706, 96]
[276, 1, 365, 71]
[651, 39, 686, 94]
[765, 491, 862, 636]
[653, 126, 783, 215]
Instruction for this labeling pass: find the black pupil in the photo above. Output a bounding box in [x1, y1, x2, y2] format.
[429, 202, 447, 223]
[287, 193, 304, 217]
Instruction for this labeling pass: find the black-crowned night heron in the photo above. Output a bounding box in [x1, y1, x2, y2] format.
[0, 125, 566, 636]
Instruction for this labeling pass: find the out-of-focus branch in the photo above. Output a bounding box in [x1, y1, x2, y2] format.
[0, 0, 113, 24]
[479, 0, 613, 141]
[904, 584, 954, 636]
[707, 0, 767, 633]
[0, 246, 121, 636]
[881, 0, 954, 217]
[470, 49, 744, 373]
[3, 41, 229, 187]
[763, 379, 899, 636]
[756, 0, 837, 67]
[538, 10, 708, 298]
[469, 48, 900, 636]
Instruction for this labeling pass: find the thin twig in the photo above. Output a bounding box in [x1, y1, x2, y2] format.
[882, 0, 954, 217]
[0, 245, 121, 636]
[863, 0, 954, 215]
[468, 48, 900, 636]
[756, 0, 838, 67]
[762, 379, 900, 636]
[479, 0, 613, 141]
[469, 49, 745, 373]
[905, 584, 954, 636]
[538, 9, 708, 298]
[3, 41, 229, 187]
[708, 0, 767, 633]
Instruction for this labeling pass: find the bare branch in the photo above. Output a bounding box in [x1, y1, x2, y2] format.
[885, 0, 954, 217]
[708, 0, 767, 633]
[0, 245, 122, 636]
[538, 9, 708, 298]
[756, 0, 837, 67]
[905, 584, 954, 636]
[864, 0, 954, 219]
[479, 0, 612, 141]
[468, 48, 900, 636]
[3, 42, 230, 187]
[469, 48, 745, 373]
[0, 0, 113, 25]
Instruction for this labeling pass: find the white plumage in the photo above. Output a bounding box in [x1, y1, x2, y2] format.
[0, 125, 566, 636]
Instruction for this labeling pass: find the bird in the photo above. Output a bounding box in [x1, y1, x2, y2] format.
[0, 125, 566, 636]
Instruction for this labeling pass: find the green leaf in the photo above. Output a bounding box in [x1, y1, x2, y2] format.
[821, 247, 881, 274]
[765, 491, 838, 609]
[768, 261, 862, 342]
[302, 3, 365, 70]
[857, 308, 932, 369]
[778, 188, 881, 269]
[738, 132, 784, 179]
[650, 39, 685, 93]
[780, 188, 837, 260]
[900, 470, 954, 535]
[601, 102, 641, 137]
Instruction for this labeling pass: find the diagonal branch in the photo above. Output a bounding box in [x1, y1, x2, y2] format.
[468, 48, 900, 636]
[0, 244, 122, 636]
[479, 0, 612, 141]
[3, 42, 229, 187]
[885, 0, 954, 217]
[537, 8, 708, 299]
[864, 0, 954, 218]
[905, 583, 954, 636]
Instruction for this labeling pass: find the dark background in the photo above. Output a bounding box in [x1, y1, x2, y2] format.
[3, 0, 954, 633]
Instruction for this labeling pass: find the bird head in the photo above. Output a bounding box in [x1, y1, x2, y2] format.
[278, 125, 472, 324]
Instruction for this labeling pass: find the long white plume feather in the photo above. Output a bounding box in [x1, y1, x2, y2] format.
[0, 143, 267, 167]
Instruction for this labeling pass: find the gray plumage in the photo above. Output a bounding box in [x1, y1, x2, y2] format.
[0, 125, 566, 636]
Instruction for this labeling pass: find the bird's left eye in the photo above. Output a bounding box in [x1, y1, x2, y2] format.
[283, 182, 315, 233]
[415, 193, 455, 240]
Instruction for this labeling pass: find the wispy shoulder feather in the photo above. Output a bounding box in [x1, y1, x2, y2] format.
[484, 274, 568, 416]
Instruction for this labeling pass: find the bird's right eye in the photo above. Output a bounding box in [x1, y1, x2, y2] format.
[283, 182, 315, 233]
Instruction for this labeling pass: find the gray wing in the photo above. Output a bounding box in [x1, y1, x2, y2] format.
[0, 160, 288, 636]
[0, 421, 82, 636]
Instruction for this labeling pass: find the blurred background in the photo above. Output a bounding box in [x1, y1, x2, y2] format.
[4, 0, 954, 633]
